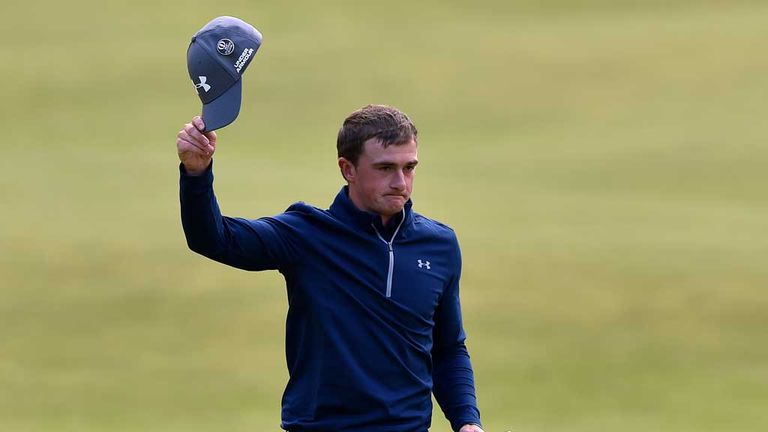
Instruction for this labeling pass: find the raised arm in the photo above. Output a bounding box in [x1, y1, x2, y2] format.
[177, 116, 300, 271]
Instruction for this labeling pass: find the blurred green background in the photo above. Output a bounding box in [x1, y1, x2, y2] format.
[1, 0, 767, 431]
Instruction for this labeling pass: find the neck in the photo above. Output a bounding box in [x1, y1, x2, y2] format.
[346, 185, 367, 213]
[347, 186, 396, 226]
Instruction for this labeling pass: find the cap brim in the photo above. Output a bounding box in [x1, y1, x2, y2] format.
[201, 79, 242, 132]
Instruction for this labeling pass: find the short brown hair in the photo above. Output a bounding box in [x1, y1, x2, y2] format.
[337, 104, 418, 165]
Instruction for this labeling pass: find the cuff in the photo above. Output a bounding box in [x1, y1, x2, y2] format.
[450, 414, 482, 432]
[179, 161, 214, 187]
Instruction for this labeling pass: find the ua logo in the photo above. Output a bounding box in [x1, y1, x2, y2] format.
[194, 76, 211, 92]
[417, 259, 431, 270]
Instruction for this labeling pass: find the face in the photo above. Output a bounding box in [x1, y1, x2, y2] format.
[339, 138, 418, 224]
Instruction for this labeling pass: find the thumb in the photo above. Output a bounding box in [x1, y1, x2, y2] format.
[204, 129, 217, 143]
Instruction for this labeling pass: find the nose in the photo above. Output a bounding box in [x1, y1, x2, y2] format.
[390, 169, 406, 191]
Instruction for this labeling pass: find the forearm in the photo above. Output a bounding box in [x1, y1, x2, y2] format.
[179, 162, 229, 257]
[433, 343, 481, 432]
[179, 161, 296, 271]
[180, 162, 268, 270]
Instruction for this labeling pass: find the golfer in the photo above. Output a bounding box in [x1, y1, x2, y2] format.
[176, 105, 483, 432]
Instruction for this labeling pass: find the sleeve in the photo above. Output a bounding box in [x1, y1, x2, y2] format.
[431, 234, 482, 432]
[179, 162, 302, 271]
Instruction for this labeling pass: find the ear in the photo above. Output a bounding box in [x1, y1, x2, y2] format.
[338, 157, 356, 183]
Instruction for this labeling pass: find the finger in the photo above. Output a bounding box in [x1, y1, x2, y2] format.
[177, 130, 209, 153]
[192, 116, 205, 132]
[184, 123, 210, 146]
[184, 122, 209, 145]
[177, 128, 214, 153]
[178, 140, 210, 158]
[203, 129, 217, 146]
[177, 125, 195, 142]
[178, 136, 212, 156]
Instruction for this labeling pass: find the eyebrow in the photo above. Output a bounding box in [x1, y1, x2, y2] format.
[372, 160, 419, 168]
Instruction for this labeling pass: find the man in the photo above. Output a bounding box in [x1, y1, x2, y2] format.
[176, 105, 483, 432]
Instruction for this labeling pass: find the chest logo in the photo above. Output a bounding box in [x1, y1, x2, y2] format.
[417, 259, 431, 270]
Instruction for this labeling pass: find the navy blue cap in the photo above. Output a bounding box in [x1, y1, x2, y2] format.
[187, 16, 262, 132]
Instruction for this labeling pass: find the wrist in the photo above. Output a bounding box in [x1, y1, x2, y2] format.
[184, 168, 206, 176]
[181, 160, 211, 176]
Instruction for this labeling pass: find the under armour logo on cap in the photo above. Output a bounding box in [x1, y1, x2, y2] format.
[194, 76, 211, 92]
[186, 16, 262, 132]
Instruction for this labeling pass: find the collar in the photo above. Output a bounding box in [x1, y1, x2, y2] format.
[329, 186, 414, 236]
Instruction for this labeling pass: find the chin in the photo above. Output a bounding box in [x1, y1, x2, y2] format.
[387, 204, 406, 215]
[372, 196, 406, 216]
[373, 205, 401, 217]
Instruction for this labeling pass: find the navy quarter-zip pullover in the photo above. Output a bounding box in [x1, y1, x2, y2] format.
[180, 163, 481, 432]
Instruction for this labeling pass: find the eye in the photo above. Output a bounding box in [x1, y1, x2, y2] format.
[405, 165, 416, 172]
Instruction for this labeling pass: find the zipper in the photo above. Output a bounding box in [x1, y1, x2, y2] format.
[372, 209, 405, 298]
